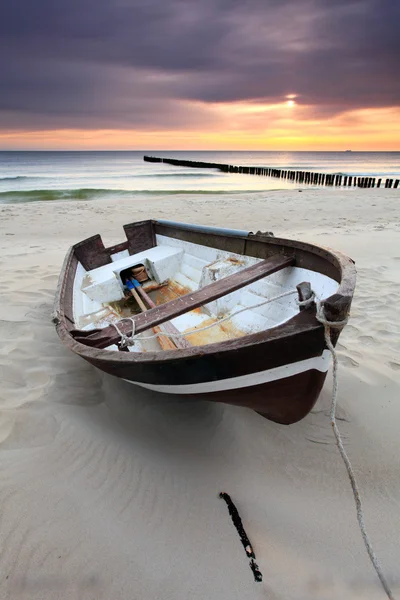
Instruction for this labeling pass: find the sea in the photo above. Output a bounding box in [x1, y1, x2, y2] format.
[0, 151, 399, 203]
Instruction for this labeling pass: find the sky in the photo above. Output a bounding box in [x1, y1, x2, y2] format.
[0, 0, 399, 150]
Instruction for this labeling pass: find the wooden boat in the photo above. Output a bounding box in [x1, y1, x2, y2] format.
[53, 220, 356, 424]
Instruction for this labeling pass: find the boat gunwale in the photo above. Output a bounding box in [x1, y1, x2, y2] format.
[53, 220, 356, 365]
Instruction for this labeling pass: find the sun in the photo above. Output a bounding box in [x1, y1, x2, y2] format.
[285, 94, 297, 108]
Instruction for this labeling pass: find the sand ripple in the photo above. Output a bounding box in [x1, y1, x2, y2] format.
[0, 195, 399, 599]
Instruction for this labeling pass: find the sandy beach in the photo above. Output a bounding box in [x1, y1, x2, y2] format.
[0, 188, 399, 599]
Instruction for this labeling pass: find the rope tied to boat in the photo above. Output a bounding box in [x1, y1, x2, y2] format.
[308, 294, 395, 600]
[297, 291, 349, 328]
[296, 290, 316, 308]
[120, 288, 299, 343]
[111, 317, 136, 348]
[109, 288, 395, 597]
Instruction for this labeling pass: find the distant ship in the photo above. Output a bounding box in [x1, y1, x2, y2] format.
[345, 150, 352, 152]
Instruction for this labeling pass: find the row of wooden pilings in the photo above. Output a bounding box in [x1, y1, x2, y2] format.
[143, 156, 399, 189]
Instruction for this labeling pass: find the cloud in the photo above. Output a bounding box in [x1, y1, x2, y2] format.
[0, 0, 398, 132]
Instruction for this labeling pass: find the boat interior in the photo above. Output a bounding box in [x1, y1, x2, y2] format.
[72, 230, 339, 353]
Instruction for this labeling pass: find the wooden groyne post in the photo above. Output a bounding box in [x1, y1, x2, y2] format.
[143, 156, 399, 189]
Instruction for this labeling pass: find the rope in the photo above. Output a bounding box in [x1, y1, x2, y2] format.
[296, 291, 316, 307]
[312, 296, 396, 600]
[111, 317, 136, 348]
[128, 288, 298, 342]
[109, 288, 395, 596]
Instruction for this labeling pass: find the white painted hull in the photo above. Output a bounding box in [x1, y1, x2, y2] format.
[123, 350, 331, 394]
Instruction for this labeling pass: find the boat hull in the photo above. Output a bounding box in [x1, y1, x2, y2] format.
[78, 333, 329, 424]
[54, 219, 356, 425]
[121, 368, 327, 425]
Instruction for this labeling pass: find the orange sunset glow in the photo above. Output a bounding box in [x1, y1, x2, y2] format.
[1, 0, 399, 151]
[1, 104, 399, 151]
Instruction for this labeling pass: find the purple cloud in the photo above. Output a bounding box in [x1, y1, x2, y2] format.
[0, 0, 398, 130]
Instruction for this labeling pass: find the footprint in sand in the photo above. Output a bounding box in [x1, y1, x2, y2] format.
[26, 367, 52, 388]
[385, 293, 398, 302]
[48, 369, 104, 406]
[0, 406, 60, 450]
[343, 323, 360, 335]
[41, 274, 59, 282]
[377, 329, 398, 339]
[36, 288, 56, 297]
[338, 355, 359, 368]
[358, 335, 375, 345]
[388, 361, 400, 371]
[26, 302, 53, 322]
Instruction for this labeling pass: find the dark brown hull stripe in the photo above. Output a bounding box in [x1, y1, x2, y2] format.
[121, 350, 330, 393]
[80, 311, 327, 386]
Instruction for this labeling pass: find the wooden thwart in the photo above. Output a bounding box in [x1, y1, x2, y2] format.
[136, 284, 191, 349]
[71, 254, 294, 349]
[129, 286, 176, 351]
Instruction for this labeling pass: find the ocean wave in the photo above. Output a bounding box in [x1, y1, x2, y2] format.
[0, 175, 43, 182]
[0, 188, 134, 202]
[111, 172, 217, 178]
[0, 187, 281, 203]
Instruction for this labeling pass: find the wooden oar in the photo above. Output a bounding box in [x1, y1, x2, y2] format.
[132, 279, 191, 349]
[126, 280, 177, 351]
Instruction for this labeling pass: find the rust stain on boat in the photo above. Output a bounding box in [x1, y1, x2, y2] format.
[108, 297, 141, 318]
[169, 281, 192, 297]
[107, 277, 245, 347]
[142, 282, 168, 293]
[152, 286, 178, 305]
[227, 257, 244, 265]
[140, 280, 244, 345]
[183, 318, 244, 346]
[150, 281, 192, 305]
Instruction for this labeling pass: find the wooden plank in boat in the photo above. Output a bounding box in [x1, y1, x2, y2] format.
[123, 220, 156, 255]
[71, 254, 294, 349]
[74, 234, 112, 270]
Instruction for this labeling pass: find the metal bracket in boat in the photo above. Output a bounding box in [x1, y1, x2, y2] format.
[248, 230, 275, 238]
[51, 310, 61, 325]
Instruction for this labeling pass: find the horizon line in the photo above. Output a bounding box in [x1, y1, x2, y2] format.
[1, 148, 400, 153]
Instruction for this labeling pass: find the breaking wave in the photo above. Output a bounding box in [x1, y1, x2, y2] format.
[0, 175, 43, 182]
[0, 187, 273, 203]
